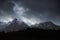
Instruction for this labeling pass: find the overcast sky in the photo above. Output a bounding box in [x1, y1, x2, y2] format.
[0, 0, 60, 26]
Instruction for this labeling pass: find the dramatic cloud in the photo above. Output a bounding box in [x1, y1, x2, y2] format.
[13, 1, 40, 26]
[0, 0, 60, 26]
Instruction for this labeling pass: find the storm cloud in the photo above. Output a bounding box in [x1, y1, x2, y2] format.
[0, 0, 60, 26]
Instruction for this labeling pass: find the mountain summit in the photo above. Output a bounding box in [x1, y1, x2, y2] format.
[4, 18, 29, 32]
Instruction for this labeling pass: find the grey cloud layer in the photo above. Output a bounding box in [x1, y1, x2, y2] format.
[0, 0, 60, 26]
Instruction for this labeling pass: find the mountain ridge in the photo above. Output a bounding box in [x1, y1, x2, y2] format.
[0, 18, 60, 32]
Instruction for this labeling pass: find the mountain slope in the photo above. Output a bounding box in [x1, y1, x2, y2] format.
[0, 22, 8, 31]
[32, 21, 60, 30]
[4, 18, 29, 32]
[0, 19, 60, 32]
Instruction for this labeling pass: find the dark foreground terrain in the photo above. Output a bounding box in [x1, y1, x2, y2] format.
[0, 28, 60, 40]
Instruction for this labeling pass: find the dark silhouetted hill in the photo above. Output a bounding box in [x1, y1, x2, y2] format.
[0, 28, 59, 40]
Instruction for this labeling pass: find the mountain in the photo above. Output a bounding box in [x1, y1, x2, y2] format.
[0, 18, 60, 32]
[0, 20, 60, 39]
[0, 22, 8, 31]
[32, 21, 60, 30]
[4, 18, 29, 32]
